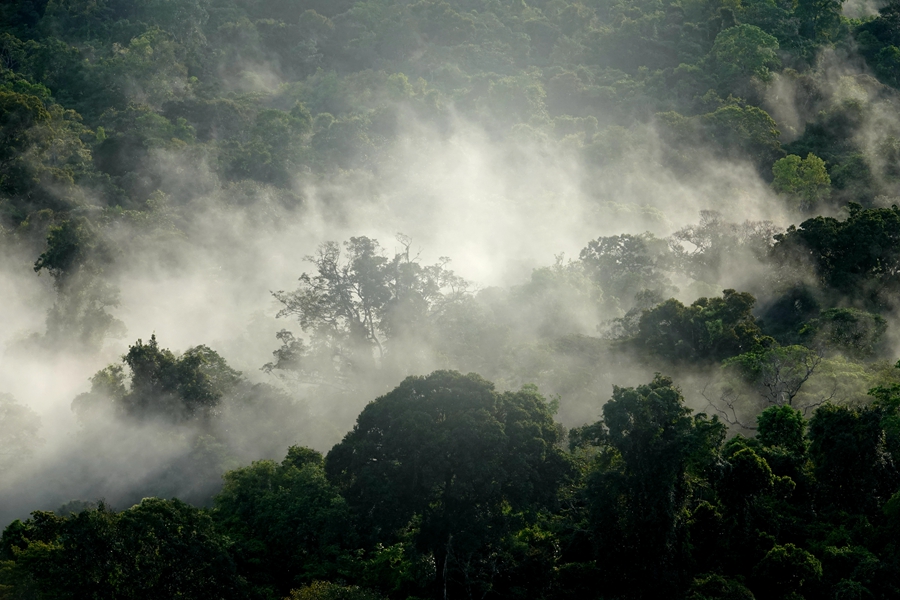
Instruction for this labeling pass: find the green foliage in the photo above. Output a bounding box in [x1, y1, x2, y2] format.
[800, 308, 887, 359]
[668, 211, 779, 286]
[33, 216, 124, 350]
[700, 103, 784, 166]
[757, 405, 806, 454]
[635, 289, 765, 363]
[268, 236, 468, 387]
[772, 152, 832, 211]
[222, 105, 311, 186]
[687, 574, 755, 600]
[759, 284, 821, 345]
[711, 24, 781, 83]
[33, 217, 98, 284]
[0, 87, 94, 223]
[122, 335, 240, 421]
[722, 447, 776, 501]
[74, 334, 241, 422]
[579, 232, 672, 309]
[723, 345, 819, 407]
[508, 258, 604, 338]
[808, 403, 891, 514]
[325, 370, 568, 596]
[772, 204, 900, 309]
[579, 374, 726, 597]
[0, 90, 50, 200]
[214, 447, 352, 596]
[0, 499, 248, 599]
[754, 543, 823, 598]
[857, 1, 900, 89]
[287, 581, 384, 600]
[5, 0, 900, 597]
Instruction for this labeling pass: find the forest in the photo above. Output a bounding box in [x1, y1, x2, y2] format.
[3, 0, 900, 598]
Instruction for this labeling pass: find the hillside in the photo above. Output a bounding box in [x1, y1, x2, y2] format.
[3, 0, 900, 598]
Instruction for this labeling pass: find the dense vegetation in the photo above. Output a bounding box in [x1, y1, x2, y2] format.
[3, 0, 900, 598]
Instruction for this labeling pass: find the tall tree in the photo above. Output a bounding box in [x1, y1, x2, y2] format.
[268, 236, 468, 387]
[572, 375, 726, 599]
[325, 370, 568, 599]
[214, 447, 353, 596]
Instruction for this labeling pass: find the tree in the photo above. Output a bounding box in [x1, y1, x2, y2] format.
[753, 543, 822, 599]
[34, 217, 125, 351]
[772, 153, 831, 210]
[574, 375, 726, 598]
[123, 336, 240, 421]
[772, 204, 900, 309]
[668, 211, 779, 285]
[869, 375, 900, 470]
[268, 236, 468, 387]
[0, 84, 97, 223]
[508, 257, 604, 338]
[325, 371, 568, 599]
[711, 24, 781, 83]
[705, 344, 827, 429]
[222, 104, 312, 187]
[800, 308, 887, 359]
[724, 345, 821, 408]
[0, 89, 50, 207]
[73, 335, 242, 423]
[808, 403, 892, 514]
[0, 499, 248, 600]
[287, 581, 384, 600]
[719, 447, 775, 507]
[686, 574, 755, 600]
[114, 498, 245, 599]
[757, 405, 806, 454]
[796, 0, 844, 41]
[635, 289, 765, 364]
[857, 0, 900, 89]
[579, 232, 673, 309]
[700, 104, 784, 167]
[214, 447, 353, 596]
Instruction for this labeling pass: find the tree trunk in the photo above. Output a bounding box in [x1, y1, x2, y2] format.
[437, 533, 452, 600]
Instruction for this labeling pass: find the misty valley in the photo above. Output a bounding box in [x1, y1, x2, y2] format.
[3, 0, 900, 598]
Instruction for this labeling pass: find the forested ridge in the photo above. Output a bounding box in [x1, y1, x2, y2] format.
[3, 0, 900, 598]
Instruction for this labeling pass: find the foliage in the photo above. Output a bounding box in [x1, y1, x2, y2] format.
[772, 153, 832, 211]
[268, 236, 468, 387]
[686, 574, 755, 600]
[711, 25, 781, 83]
[800, 308, 887, 359]
[214, 447, 352, 596]
[5, 366, 900, 598]
[325, 370, 568, 597]
[753, 543, 823, 598]
[668, 211, 779, 285]
[0, 499, 248, 599]
[723, 345, 820, 407]
[31, 216, 125, 350]
[635, 289, 765, 364]
[857, 0, 900, 88]
[575, 375, 726, 597]
[287, 581, 384, 600]
[808, 403, 894, 514]
[74, 334, 242, 422]
[579, 232, 672, 309]
[757, 405, 806, 454]
[773, 204, 900, 310]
